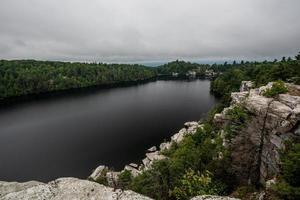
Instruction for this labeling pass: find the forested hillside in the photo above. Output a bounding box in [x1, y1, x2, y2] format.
[211, 55, 300, 104]
[0, 60, 156, 98]
[157, 60, 209, 76]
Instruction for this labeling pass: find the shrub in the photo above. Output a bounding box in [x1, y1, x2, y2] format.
[273, 143, 300, 200]
[129, 160, 171, 200]
[224, 106, 250, 140]
[118, 170, 133, 189]
[226, 106, 249, 124]
[88, 168, 109, 185]
[263, 80, 288, 97]
[172, 169, 226, 200]
[233, 186, 256, 199]
[129, 123, 232, 200]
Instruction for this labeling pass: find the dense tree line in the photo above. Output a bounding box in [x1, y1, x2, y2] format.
[0, 60, 156, 98]
[211, 54, 300, 105]
[157, 60, 210, 76]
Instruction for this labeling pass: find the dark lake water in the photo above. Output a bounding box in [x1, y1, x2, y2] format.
[0, 79, 217, 182]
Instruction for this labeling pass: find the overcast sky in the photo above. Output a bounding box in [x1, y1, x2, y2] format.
[0, 0, 299, 63]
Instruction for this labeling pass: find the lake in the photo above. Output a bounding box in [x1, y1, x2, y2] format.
[0, 79, 217, 182]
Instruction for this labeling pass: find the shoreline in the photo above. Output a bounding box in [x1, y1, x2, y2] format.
[0, 76, 212, 106]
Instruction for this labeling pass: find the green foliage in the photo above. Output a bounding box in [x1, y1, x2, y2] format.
[263, 80, 288, 98]
[118, 170, 133, 189]
[226, 106, 249, 124]
[157, 60, 209, 76]
[273, 143, 300, 200]
[172, 169, 226, 200]
[281, 144, 300, 186]
[210, 56, 300, 104]
[128, 124, 235, 200]
[233, 186, 256, 199]
[210, 69, 248, 97]
[223, 106, 250, 140]
[129, 160, 171, 200]
[0, 60, 156, 98]
[273, 180, 300, 200]
[206, 103, 226, 123]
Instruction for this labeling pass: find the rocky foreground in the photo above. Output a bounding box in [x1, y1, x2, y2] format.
[0, 178, 152, 200]
[0, 178, 239, 200]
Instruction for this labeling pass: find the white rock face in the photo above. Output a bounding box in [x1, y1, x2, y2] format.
[159, 142, 172, 151]
[106, 171, 120, 187]
[0, 178, 153, 200]
[231, 92, 248, 104]
[191, 195, 240, 200]
[89, 165, 107, 181]
[0, 181, 43, 197]
[147, 146, 157, 152]
[129, 163, 138, 168]
[142, 151, 167, 170]
[124, 165, 141, 177]
[214, 82, 300, 185]
[240, 81, 254, 92]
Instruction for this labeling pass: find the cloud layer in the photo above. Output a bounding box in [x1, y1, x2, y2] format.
[0, 0, 300, 62]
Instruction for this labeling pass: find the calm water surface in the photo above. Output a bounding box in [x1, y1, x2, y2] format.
[0, 79, 216, 182]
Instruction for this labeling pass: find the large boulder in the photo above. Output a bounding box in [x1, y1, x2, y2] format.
[0, 178, 153, 200]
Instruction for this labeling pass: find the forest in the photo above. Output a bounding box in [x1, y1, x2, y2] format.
[0, 60, 156, 98]
[211, 55, 300, 105]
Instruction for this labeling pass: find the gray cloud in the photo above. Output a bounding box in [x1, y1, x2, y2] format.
[0, 0, 300, 63]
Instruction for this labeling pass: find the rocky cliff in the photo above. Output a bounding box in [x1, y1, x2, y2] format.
[214, 81, 300, 186]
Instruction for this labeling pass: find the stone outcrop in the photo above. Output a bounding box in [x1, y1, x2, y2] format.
[0, 178, 152, 200]
[240, 81, 254, 92]
[214, 81, 300, 185]
[89, 165, 108, 181]
[191, 195, 240, 200]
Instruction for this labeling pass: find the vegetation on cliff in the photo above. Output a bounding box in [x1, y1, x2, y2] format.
[262, 80, 288, 98]
[118, 124, 235, 200]
[272, 142, 300, 200]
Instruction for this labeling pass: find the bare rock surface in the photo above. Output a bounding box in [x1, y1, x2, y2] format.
[191, 195, 240, 200]
[0, 178, 152, 200]
[89, 165, 107, 181]
[240, 81, 254, 92]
